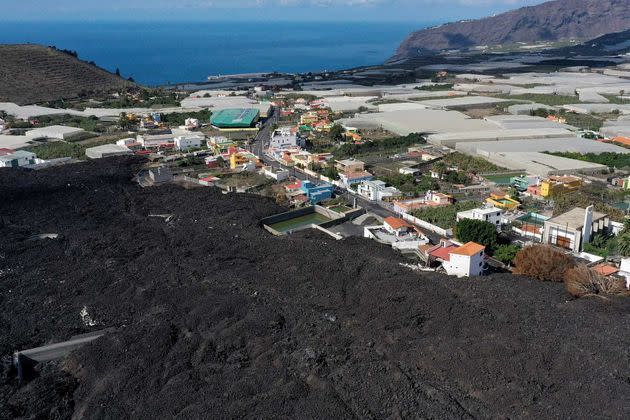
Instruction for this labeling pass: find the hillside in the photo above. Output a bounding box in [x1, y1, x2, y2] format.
[552, 29, 630, 56]
[1, 157, 629, 419]
[394, 0, 630, 59]
[0, 44, 134, 106]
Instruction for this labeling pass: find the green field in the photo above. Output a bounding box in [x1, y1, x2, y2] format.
[267, 213, 331, 233]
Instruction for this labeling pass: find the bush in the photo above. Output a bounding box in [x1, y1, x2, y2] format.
[493, 244, 521, 266]
[455, 219, 498, 249]
[564, 265, 628, 298]
[513, 245, 575, 282]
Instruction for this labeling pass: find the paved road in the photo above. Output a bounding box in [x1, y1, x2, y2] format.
[249, 110, 443, 242]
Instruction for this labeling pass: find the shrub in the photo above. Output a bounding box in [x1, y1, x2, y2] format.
[564, 265, 628, 298]
[455, 219, 498, 249]
[493, 244, 521, 266]
[513, 245, 575, 282]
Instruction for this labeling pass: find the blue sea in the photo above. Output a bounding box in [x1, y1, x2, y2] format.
[0, 21, 427, 86]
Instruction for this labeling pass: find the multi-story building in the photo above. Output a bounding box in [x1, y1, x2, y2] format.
[539, 175, 582, 198]
[423, 240, 486, 277]
[357, 180, 402, 201]
[542, 206, 610, 253]
[456, 206, 504, 229]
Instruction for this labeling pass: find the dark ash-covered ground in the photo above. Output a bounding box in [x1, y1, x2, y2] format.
[1, 157, 629, 419]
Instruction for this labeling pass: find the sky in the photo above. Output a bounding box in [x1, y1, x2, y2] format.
[4, 0, 548, 22]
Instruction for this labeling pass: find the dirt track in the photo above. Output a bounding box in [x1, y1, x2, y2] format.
[1, 157, 629, 419]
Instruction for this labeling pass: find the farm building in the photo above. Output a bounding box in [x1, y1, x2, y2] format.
[210, 108, 260, 129]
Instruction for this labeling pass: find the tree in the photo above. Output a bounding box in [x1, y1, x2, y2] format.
[564, 265, 627, 298]
[513, 245, 575, 282]
[433, 161, 447, 177]
[118, 112, 130, 130]
[493, 244, 521, 266]
[115, 67, 121, 77]
[455, 219, 498, 249]
[322, 166, 339, 180]
[329, 124, 345, 142]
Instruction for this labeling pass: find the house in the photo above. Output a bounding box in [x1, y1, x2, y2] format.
[357, 180, 402, 201]
[300, 111, 321, 126]
[510, 175, 538, 192]
[618, 258, 630, 289]
[383, 217, 415, 237]
[393, 192, 454, 214]
[270, 127, 305, 149]
[184, 118, 200, 129]
[230, 151, 260, 170]
[364, 218, 429, 251]
[308, 153, 334, 166]
[262, 166, 290, 182]
[539, 175, 582, 198]
[207, 136, 236, 155]
[0, 150, 37, 168]
[336, 158, 365, 173]
[174, 134, 204, 151]
[486, 192, 520, 210]
[456, 206, 504, 229]
[592, 263, 619, 277]
[137, 133, 176, 149]
[339, 170, 374, 187]
[148, 167, 173, 184]
[300, 180, 334, 204]
[423, 240, 486, 277]
[542, 206, 610, 253]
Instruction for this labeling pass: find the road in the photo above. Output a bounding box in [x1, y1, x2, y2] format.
[250, 108, 442, 242]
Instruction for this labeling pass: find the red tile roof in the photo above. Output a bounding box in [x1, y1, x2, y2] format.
[451, 242, 485, 257]
[384, 217, 412, 230]
[429, 245, 456, 262]
[593, 263, 619, 277]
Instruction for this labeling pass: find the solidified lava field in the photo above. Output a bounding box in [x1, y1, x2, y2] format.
[1, 157, 629, 419]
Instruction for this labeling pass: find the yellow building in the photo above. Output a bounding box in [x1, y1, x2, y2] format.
[300, 112, 319, 125]
[230, 152, 260, 169]
[539, 176, 582, 198]
[486, 192, 520, 210]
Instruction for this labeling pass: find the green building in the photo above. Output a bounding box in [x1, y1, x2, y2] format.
[210, 108, 260, 129]
[510, 175, 531, 192]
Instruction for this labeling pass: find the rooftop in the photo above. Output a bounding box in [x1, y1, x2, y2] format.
[384, 217, 412, 230]
[546, 207, 608, 230]
[451, 242, 485, 257]
[211, 108, 260, 128]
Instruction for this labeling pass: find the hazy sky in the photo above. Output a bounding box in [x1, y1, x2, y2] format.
[4, 0, 548, 22]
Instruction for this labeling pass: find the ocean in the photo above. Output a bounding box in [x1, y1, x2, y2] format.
[0, 21, 427, 86]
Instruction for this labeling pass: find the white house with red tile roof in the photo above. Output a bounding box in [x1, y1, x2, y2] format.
[424, 240, 486, 277]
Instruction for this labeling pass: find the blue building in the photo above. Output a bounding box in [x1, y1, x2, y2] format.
[300, 180, 334, 204]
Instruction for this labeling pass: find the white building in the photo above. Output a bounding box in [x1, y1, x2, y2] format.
[619, 258, 630, 290]
[456, 206, 504, 230]
[137, 133, 176, 148]
[425, 240, 486, 277]
[174, 134, 204, 151]
[270, 127, 304, 149]
[443, 242, 486, 277]
[262, 166, 290, 182]
[26, 125, 85, 140]
[0, 150, 37, 167]
[116, 138, 137, 147]
[357, 180, 402, 201]
[399, 167, 420, 176]
[85, 144, 132, 159]
[184, 118, 200, 129]
[364, 217, 429, 252]
[542, 206, 610, 253]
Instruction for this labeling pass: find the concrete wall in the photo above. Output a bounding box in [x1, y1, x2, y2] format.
[400, 213, 453, 237]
